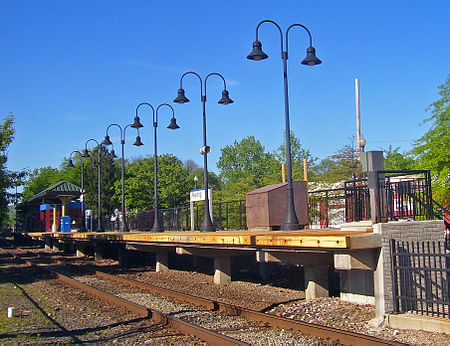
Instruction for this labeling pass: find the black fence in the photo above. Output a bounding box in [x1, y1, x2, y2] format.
[101, 170, 445, 231]
[390, 239, 450, 318]
[121, 199, 246, 232]
[379, 170, 434, 222]
[308, 170, 441, 228]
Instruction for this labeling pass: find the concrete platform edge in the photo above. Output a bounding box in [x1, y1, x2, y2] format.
[385, 313, 450, 334]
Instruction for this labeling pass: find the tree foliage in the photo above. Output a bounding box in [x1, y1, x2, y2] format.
[0, 114, 16, 225]
[412, 75, 450, 203]
[383, 146, 415, 171]
[217, 136, 279, 200]
[123, 154, 191, 210]
[315, 138, 360, 183]
[275, 131, 318, 181]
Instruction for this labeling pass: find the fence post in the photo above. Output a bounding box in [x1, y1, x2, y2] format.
[390, 239, 400, 313]
[365, 151, 385, 223]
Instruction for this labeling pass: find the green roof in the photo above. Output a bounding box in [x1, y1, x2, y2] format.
[25, 180, 81, 205]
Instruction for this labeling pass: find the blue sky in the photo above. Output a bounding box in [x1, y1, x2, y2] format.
[2, 0, 449, 177]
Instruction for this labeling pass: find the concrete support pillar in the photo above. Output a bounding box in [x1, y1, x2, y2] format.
[259, 262, 276, 281]
[76, 244, 89, 257]
[118, 246, 130, 267]
[214, 257, 231, 285]
[373, 248, 386, 323]
[156, 252, 169, 272]
[44, 239, 52, 250]
[94, 243, 106, 260]
[304, 265, 329, 299]
[52, 242, 63, 252]
[340, 270, 374, 305]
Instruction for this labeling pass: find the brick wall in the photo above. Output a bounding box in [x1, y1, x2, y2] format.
[373, 220, 446, 314]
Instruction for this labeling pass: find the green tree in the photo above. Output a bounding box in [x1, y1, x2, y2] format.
[22, 166, 63, 201]
[275, 131, 318, 182]
[0, 114, 16, 225]
[412, 76, 450, 203]
[82, 146, 119, 216]
[123, 154, 191, 210]
[316, 138, 360, 183]
[217, 136, 278, 199]
[383, 145, 415, 171]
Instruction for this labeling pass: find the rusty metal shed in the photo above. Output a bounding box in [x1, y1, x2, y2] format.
[245, 181, 308, 230]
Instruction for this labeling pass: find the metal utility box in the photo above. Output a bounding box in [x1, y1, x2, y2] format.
[60, 216, 71, 232]
[246, 181, 308, 230]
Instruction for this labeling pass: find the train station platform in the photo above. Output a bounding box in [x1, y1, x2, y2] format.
[22, 220, 446, 327]
[26, 228, 377, 250]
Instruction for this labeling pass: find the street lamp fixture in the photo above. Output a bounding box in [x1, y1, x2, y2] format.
[359, 136, 366, 152]
[84, 138, 103, 232]
[247, 20, 321, 230]
[102, 123, 141, 232]
[134, 102, 180, 232]
[194, 175, 198, 189]
[68, 150, 85, 232]
[174, 71, 234, 232]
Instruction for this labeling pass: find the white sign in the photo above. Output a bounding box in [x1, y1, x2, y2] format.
[190, 188, 211, 202]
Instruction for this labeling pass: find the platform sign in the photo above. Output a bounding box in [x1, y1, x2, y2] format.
[189, 188, 213, 230]
[190, 187, 211, 202]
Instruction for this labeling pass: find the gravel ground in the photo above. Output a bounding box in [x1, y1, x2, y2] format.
[0, 251, 204, 344]
[119, 267, 450, 345]
[2, 245, 450, 345]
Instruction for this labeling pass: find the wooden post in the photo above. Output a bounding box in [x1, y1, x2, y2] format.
[303, 158, 308, 182]
[355, 78, 361, 161]
[281, 164, 286, 183]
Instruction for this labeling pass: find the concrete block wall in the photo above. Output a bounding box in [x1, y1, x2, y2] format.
[373, 220, 446, 315]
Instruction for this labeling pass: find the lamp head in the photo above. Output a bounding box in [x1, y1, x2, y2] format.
[247, 40, 268, 61]
[110, 149, 117, 159]
[102, 135, 113, 146]
[301, 46, 322, 66]
[131, 116, 144, 129]
[90, 160, 97, 168]
[218, 89, 234, 105]
[173, 88, 190, 104]
[133, 135, 144, 146]
[167, 117, 180, 130]
[359, 136, 366, 151]
[81, 149, 90, 158]
[67, 159, 75, 168]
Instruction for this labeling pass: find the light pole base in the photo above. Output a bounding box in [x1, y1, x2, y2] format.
[200, 216, 215, 232]
[281, 222, 304, 231]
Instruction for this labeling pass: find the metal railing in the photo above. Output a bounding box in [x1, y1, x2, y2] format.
[121, 199, 247, 232]
[379, 170, 434, 222]
[102, 170, 446, 232]
[390, 239, 450, 318]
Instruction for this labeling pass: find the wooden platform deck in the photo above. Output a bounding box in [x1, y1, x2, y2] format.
[26, 228, 379, 250]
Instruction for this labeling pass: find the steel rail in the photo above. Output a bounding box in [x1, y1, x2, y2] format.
[0, 247, 247, 346]
[92, 269, 403, 346]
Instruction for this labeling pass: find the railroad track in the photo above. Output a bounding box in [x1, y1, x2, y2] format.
[2, 245, 404, 345]
[0, 246, 244, 345]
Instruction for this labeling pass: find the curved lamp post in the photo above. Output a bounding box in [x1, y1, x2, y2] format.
[174, 71, 233, 232]
[102, 124, 143, 232]
[247, 20, 321, 230]
[68, 150, 85, 232]
[132, 102, 180, 232]
[82, 138, 103, 232]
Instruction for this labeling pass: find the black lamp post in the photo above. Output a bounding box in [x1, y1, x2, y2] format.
[132, 102, 180, 232]
[68, 150, 85, 232]
[102, 124, 142, 232]
[247, 20, 321, 230]
[174, 71, 233, 232]
[82, 138, 103, 232]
